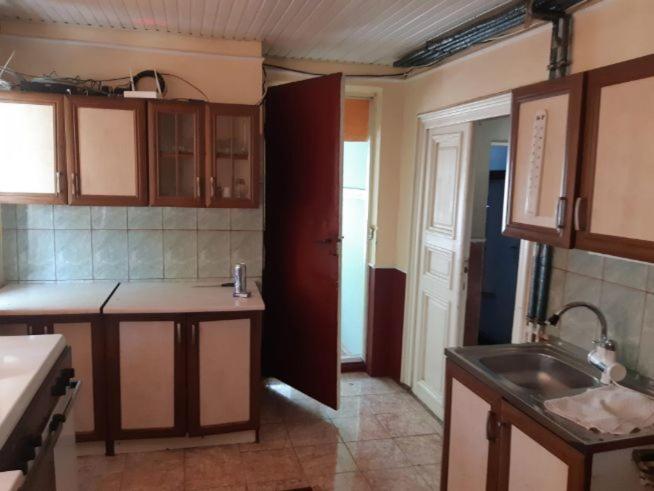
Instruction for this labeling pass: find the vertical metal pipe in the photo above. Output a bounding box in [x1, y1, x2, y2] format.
[527, 243, 542, 324]
[535, 245, 553, 326]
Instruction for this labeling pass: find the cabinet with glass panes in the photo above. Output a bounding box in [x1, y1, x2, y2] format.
[148, 100, 204, 207]
[205, 104, 260, 208]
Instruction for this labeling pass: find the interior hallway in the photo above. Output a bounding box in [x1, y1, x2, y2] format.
[78, 372, 443, 490]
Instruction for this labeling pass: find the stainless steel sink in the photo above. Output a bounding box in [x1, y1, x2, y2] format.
[479, 351, 599, 394]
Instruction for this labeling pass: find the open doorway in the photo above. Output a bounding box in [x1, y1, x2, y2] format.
[340, 98, 372, 366]
[465, 116, 519, 346]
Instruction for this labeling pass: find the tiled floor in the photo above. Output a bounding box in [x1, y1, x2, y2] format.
[78, 372, 443, 490]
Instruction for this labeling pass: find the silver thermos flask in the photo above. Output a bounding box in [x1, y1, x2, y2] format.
[233, 263, 251, 298]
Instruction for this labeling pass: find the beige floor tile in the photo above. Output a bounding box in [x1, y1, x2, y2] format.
[121, 450, 184, 491]
[341, 377, 401, 397]
[245, 477, 309, 490]
[309, 471, 371, 490]
[331, 414, 390, 442]
[360, 393, 424, 416]
[239, 423, 291, 452]
[345, 439, 409, 471]
[416, 464, 441, 490]
[184, 445, 246, 490]
[287, 420, 342, 447]
[393, 435, 442, 465]
[294, 443, 357, 477]
[278, 396, 334, 423]
[241, 448, 304, 484]
[331, 396, 375, 418]
[364, 467, 431, 490]
[77, 454, 124, 491]
[375, 412, 440, 438]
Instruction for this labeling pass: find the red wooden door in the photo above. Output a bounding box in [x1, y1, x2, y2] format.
[263, 73, 343, 409]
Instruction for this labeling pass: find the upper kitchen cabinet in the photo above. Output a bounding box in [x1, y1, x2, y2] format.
[65, 96, 148, 206]
[575, 54, 654, 262]
[504, 74, 584, 248]
[0, 92, 67, 204]
[205, 104, 260, 208]
[148, 101, 204, 207]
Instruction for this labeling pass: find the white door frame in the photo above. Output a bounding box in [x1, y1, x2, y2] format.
[401, 92, 534, 387]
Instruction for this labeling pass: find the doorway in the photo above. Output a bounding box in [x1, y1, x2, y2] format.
[340, 98, 372, 365]
[404, 94, 520, 417]
[478, 142, 520, 344]
[465, 117, 519, 346]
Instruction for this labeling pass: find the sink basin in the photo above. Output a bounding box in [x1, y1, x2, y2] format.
[479, 352, 599, 394]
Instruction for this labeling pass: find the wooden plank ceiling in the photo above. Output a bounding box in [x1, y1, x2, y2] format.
[0, 0, 512, 65]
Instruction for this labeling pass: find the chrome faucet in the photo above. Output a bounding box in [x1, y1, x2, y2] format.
[548, 302, 626, 384]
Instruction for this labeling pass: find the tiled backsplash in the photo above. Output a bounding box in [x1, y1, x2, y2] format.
[1, 204, 263, 282]
[547, 248, 654, 377]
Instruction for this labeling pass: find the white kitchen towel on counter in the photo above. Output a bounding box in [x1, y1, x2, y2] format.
[544, 384, 654, 435]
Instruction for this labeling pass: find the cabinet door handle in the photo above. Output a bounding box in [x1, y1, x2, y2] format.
[574, 197, 587, 231]
[486, 410, 497, 442]
[555, 197, 566, 230]
[27, 325, 33, 336]
[55, 171, 61, 195]
[71, 173, 77, 196]
[209, 176, 215, 199]
[191, 323, 198, 345]
[195, 176, 201, 198]
[175, 323, 181, 344]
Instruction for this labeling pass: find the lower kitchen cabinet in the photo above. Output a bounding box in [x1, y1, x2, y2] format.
[498, 401, 585, 490]
[47, 318, 106, 442]
[187, 314, 260, 435]
[105, 311, 261, 445]
[443, 360, 586, 491]
[107, 318, 186, 439]
[0, 316, 106, 442]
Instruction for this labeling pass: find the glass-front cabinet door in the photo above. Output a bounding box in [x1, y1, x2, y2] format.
[205, 104, 260, 208]
[148, 101, 203, 207]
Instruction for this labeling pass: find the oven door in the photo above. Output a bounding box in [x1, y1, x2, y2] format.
[21, 380, 80, 491]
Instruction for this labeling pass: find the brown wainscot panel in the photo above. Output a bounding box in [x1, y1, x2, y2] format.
[366, 267, 406, 381]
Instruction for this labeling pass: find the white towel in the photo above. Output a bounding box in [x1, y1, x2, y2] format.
[544, 384, 654, 435]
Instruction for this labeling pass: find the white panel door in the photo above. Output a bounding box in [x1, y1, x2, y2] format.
[412, 123, 473, 417]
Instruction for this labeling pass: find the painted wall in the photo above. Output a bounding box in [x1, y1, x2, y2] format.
[0, 21, 262, 103]
[396, 0, 654, 271]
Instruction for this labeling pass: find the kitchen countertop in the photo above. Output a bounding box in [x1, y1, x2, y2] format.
[0, 334, 66, 449]
[102, 280, 265, 314]
[0, 282, 119, 316]
[447, 340, 654, 452]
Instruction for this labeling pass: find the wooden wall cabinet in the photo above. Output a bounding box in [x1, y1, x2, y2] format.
[575, 54, 654, 262]
[205, 104, 260, 208]
[504, 74, 584, 248]
[148, 101, 204, 207]
[0, 92, 67, 204]
[65, 96, 148, 206]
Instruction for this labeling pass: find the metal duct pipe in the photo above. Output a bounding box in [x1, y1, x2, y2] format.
[393, 0, 583, 68]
